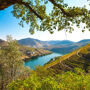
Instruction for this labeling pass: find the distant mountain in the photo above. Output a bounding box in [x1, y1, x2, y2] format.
[18, 38, 74, 47]
[46, 40, 74, 45]
[46, 40, 90, 54]
[77, 39, 90, 46]
[18, 38, 49, 48]
[18, 38, 90, 54]
[45, 39, 90, 54]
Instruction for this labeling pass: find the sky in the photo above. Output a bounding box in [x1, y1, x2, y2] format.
[0, 0, 90, 42]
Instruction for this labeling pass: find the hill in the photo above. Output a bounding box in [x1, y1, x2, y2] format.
[45, 39, 90, 54]
[18, 38, 74, 47]
[18, 38, 90, 54]
[8, 44, 90, 90]
[0, 39, 51, 61]
[46, 40, 74, 45]
[44, 40, 74, 45]
[19, 45, 51, 61]
[0, 39, 8, 46]
[44, 44, 90, 73]
[18, 38, 49, 48]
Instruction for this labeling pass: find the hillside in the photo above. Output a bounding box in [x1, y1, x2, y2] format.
[18, 38, 90, 54]
[0, 39, 8, 46]
[18, 38, 49, 48]
[45, 44, 90, 73]
[0, 39, 51, 61]
[19, 45, 51, 61]
[45, 40, 74, 45]
[45, 39, 90, 54]
[7, 44, 90, 90]
[18, 38, 74, 47]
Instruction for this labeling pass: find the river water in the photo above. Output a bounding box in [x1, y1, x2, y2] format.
[25, 53, 62, 70]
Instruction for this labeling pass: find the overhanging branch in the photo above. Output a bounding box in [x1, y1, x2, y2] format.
[20, 1, 43, 20]
[48, 0, 83, 17]
[0, 0, 16, 10]
[0, 0, 43, 20]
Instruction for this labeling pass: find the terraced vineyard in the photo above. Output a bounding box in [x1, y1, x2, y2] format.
[45, 44, 90, 73]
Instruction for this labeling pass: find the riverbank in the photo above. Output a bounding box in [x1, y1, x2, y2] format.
[44, 56, 60, 65]
[25, 53, 62, 70]
[16, 45, 52, 62]
[23, 52, 52, 62]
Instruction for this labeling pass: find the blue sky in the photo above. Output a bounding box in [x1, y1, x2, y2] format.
[0, 0, 90, 41]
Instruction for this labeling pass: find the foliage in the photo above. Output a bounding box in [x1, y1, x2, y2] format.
[0, 0, 90, 34]
[0, 36, 31, 90]
[8, 67, 90, 90]
[0, 37, 90, 90]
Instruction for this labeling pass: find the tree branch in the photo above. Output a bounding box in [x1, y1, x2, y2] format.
[0, 0, 43, 20]
[20, 1, 43, 20]
[48, 0, 83, 17]
[0, 0, 15, 10]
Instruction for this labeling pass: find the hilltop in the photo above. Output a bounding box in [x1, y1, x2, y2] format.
[18, 38, 90, 54]
[18, 38, 50, 48]
[45, 39, 90, 54]
[45, 44, 90, 73]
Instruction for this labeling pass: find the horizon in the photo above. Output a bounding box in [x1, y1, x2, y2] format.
[1, 36, 90, 43]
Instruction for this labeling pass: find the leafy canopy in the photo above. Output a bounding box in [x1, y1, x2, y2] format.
[0, 0, 90, 34]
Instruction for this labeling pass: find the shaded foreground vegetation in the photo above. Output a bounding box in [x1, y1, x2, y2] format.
[8, 67, 90, 90]
[0, 37, 90, 90]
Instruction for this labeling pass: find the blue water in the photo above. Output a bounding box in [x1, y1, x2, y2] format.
[25, 53, 62, 70]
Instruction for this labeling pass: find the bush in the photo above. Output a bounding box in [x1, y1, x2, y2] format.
[8, 68, 90, 90]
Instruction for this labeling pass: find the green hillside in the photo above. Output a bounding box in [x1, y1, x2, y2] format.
[45, 44, 90, 73]
[19, 45, 51, 61]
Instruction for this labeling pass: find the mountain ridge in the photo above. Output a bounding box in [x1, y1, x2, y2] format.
[0, 38, 90, 54]
[18, 38, 90, 54]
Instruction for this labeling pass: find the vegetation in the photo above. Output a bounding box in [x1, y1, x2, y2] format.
[0, 36, 31, 90]
[19, 44, 51, 61]
[44, 44, 90, 73]
[0, 0, 90, 34]
[8, 67, 90, 90]
[0, 0, 90, 90]
[0, 38, 51, 61]
[0, 41, 90, 90]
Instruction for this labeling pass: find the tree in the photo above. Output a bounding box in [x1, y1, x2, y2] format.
[0, 36, 31, 90]
[0, 0, 90, 34]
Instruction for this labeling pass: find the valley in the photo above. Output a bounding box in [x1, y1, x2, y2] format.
[1, 38, 90, 71]
[25, 53, 62, 70]
[18, 38, 90, 54]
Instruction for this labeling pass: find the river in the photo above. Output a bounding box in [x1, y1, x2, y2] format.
[25, 53, 63, 70]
